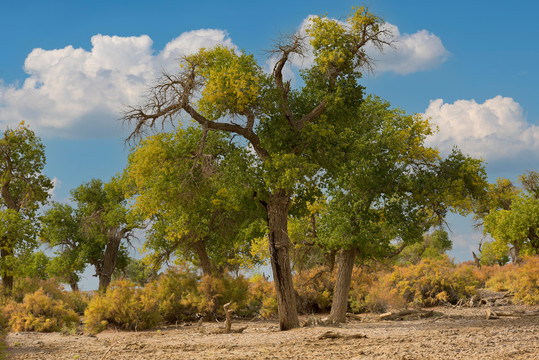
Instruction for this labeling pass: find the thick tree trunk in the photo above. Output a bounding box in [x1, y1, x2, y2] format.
[329, 248, 357, 323]
[267, 190, 299, 330]
[193, 239, 213, 276]
[1, 245, 14, 296]
[99, 233, 122, 292]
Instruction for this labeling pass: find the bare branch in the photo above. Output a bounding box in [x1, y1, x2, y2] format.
[270, 33, 307, 131]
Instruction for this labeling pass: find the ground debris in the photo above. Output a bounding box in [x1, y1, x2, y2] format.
[316, 330, 367, 340]
[486, 308, 539, 320]
[379, 309, 438, 321]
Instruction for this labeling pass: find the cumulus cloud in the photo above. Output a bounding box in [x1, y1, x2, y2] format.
[0, 30, 235, 138]
[368, 23, 449, 75]
[265, 15, 448, 82]
[424, 96, 539, 161]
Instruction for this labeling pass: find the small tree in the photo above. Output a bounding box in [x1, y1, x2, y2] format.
[0, 123, 52, 295]
[317, 97, 487, 323]
[481, 171, 539, 263]
[40, 177, 142, 291]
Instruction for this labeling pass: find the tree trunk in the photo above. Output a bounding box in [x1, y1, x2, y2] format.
[193, 239, 213, 276]
[329, 248, 357, 323]
[69, 274, 79, 292]
[267, 190, 299, 330]
[1, 245, 14, 296]
[99, 233, 122, 292]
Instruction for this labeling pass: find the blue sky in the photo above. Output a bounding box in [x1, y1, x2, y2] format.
[1, 1, 538, 287]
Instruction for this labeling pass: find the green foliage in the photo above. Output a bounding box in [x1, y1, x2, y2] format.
[124, 126, 265, 274]
[478, 171, 539, 264]
[40, 177, 142, 291]
[84, 279, 161, 333]
[3, 289, 79, 332]
[0, 123, 53, 293]
[386, 256, 478, 306]
[113, 258, 157, 286]
[399, 230, 452, 264]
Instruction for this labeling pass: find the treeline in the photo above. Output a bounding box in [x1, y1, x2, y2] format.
[1, 6, 538, 332]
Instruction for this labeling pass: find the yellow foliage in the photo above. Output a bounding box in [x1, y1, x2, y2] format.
[3, 289, 79, 332]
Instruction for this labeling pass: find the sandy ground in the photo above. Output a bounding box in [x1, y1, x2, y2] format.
[6, 305, 539, 360]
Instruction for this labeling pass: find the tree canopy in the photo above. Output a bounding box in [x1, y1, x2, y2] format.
[0, 123, 52, 294]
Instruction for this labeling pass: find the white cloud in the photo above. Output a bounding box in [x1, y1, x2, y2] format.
[0, 30, 235, 139]
[266, 16, 448, 79]
[424, 96, 539, 161]
[369, 23, 449, 75]
[47, 177, 61, 200]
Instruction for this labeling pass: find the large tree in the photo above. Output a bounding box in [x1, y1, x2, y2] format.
[317, 97, 487, 323]
[0, 123, 52, 295]
[40, 177, 142, 291]
[123, 6, 390, 330]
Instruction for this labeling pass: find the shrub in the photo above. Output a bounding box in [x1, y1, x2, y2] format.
[511, 256, 539, 305]
[348, 266, 400, 313]
[11, 277, 65, 303]
[483, 256, 539, 305]
[246, 274, 277, 318]
[3, 289, 79, 332]
[150, 267, 200, 323]
[84, 279, 160, 333]
[386, 256, 479, 306]
[294, 266, 334, 313]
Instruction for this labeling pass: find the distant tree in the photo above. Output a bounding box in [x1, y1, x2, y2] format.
[481, 171, 539, 263]
[40, 202, 86, 291]
[0, 123, 52, 295]
[112, 258, 157, 287]
[40, 177, 143, 291]
[398, 230, 452, 265]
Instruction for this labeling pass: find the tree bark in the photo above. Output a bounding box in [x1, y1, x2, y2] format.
[98, 232, 122, 292]
[267, 190, 299, 330]
[69, 274, 79, 292]
[193, 239, 213, 276]
[329, 248, 357, 323]
[1, 245, 14, 296]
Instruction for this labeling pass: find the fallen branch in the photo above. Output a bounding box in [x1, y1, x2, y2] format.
[487, 308, 539, 320]
[317, 330, 367, 340]
[379, 309, 437, 321]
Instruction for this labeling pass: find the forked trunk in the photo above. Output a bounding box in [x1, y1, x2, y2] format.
[329, 248, 356, 323]
[267, 190, 299, 330]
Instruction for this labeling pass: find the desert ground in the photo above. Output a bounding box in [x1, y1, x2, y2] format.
[6, 304, 539, 360]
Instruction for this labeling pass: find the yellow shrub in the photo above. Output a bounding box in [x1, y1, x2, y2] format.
[483, 256, 539, 305]
[150, 267, 200, 322]
[84, 279, 160, 333]
[349, 266, 402, 313]
[247, 274, 277, 318]
[3, 289, 79, 332]
[386, 256, 479, 306]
